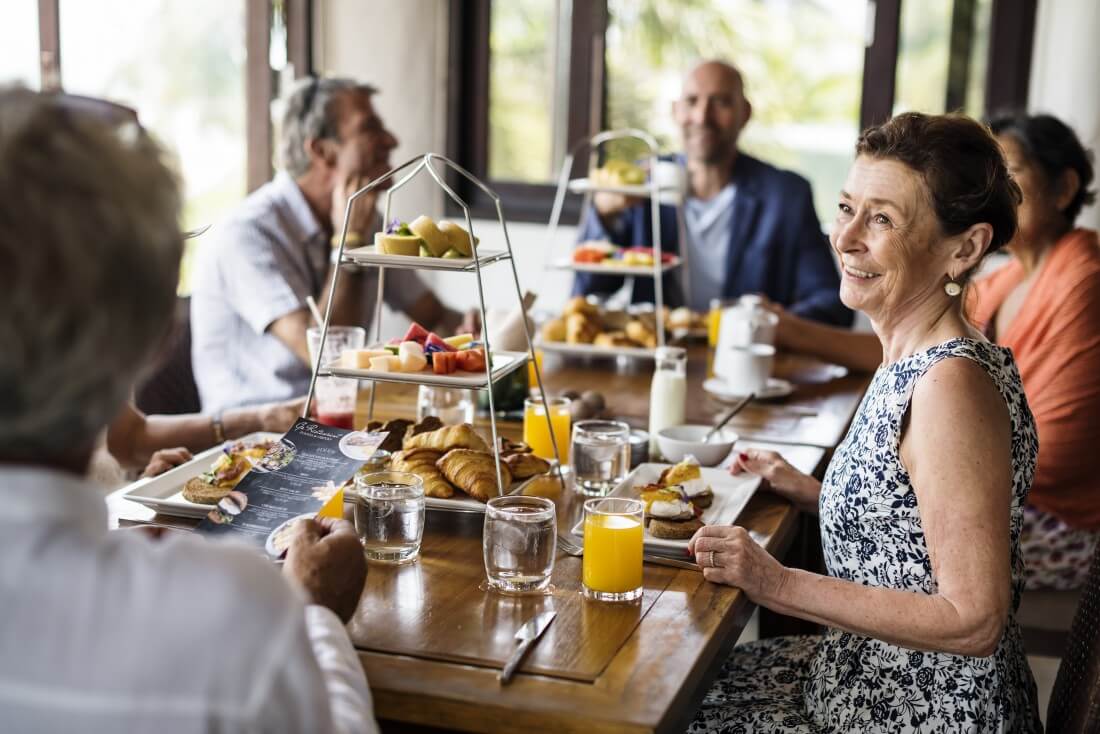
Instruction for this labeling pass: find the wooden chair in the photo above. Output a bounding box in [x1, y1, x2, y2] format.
[1045, 542, 1100, 731]
[134, 297, 201, 416]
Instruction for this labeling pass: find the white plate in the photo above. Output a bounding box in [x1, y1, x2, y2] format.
[120, 432, 282, 519]
[342, 245, 509, 271]
[567, 177, 680, 200]
[570, 463, 761, 553]
[535, 339, 656, 360]
[703, 377, 794, 401]
[324, 350, 528, 388]
[551, 256, 681, 277]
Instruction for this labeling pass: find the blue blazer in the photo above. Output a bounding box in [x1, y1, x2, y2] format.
[573, 153, 853, 327]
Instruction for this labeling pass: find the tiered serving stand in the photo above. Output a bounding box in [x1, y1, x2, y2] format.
[543, 128, 688, 357]
[304, 153, 565, 498]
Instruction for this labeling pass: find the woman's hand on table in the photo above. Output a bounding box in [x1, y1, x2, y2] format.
[283, 517, 367, 624]
[731, 449, 822, 512]
[141, 447, 193, 477]
[688, 525, 790, 604]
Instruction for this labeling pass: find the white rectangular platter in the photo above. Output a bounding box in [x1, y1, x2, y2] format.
[572, 462, 762, 553]
[342, 245, 509, 271]
[323, 350, 528, 389]
[551, 256, 681, 277]
[119, 432, 281, 519]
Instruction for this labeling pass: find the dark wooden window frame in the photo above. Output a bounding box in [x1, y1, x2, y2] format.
[30, 0, 312, 193]
[446, 0, 608, 223]
[452, 0, 1037, 223]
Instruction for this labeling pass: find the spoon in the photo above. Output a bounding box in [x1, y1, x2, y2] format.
[705, 392, 755, 443]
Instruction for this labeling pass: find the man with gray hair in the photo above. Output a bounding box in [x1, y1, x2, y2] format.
[0, 87, 378, 733]
[191, 76, 464, 413]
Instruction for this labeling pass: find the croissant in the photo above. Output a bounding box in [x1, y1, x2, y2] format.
[436, 449, 511, 502]
[391, 448, 454, 498]
[403, 423, 489, 453]
[566, 313, 599, 344]
[504, 452, 551, 480]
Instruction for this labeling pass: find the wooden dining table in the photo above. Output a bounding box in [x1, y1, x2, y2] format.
[107, 345, 870, 733]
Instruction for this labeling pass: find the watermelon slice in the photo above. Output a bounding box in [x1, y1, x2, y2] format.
[425, 332, 457, 352]
[402, 322, 430, 344]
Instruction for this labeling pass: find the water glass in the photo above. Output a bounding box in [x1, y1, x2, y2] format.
[483, 496, 557, 594]
[417, 385, 475, 425]
[571, 420, 631, 496]
[582, 497, 644, 602]
[307, 326, 366, 429]
[352, 471, 425, 564]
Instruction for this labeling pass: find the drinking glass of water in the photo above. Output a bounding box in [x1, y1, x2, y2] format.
[483, 496, 557, 594]
[571, 420, 631, 496]
[417, 385, 475, 425]
[352, 471, 425, 564]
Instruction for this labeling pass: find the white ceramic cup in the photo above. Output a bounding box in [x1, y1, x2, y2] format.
[652, 160, 686, 205]
[717, 302, 778, 348]
[714, 343, 775, 395]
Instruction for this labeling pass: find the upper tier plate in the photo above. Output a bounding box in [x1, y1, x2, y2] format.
[343, 245, 510, 272]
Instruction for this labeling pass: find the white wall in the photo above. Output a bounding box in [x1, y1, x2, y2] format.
[1029, 0, 1100, 230]
[314, 0, 576, 326]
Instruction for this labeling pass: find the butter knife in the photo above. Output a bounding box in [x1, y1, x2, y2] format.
[499, 610, 557, 684]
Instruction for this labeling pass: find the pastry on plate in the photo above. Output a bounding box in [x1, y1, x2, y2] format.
[504, 452, 551, 480]
[562, 295, 599, 318]
[391, 448, 454, 498]
[594, 331, 636, 348]
[624, 320, 657, 348]
[540, 317, 567, 343]
[403, 423, 489, 453]
[566, 313, 600, 344]
[436, 449, 512, 502]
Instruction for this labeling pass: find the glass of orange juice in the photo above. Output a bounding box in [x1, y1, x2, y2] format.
[526, 348, 545, 395]
[708, 298, 734, 348]
[582, 497, 644, 602]
[523, 396, 570, 463]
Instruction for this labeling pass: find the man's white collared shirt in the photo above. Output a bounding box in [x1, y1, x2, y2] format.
[0, 465, 378, 733]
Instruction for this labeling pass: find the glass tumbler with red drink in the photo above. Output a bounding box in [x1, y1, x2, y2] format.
[307, 326, 366, 429]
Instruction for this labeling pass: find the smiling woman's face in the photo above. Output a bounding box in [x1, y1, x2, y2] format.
[830, 156, 955, 322]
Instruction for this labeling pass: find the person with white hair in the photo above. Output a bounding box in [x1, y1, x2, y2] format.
[0, 87, 379, 733]
[190, 76, 471, 414]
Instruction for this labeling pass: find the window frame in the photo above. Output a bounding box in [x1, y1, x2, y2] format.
[449, 0, 1036, 223]
[31, 0, 312, 193]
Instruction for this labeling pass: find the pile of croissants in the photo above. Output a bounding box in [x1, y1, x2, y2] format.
[366, 417, 552, 501]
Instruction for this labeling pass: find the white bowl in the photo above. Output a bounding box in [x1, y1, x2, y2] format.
[656, 425, 739, 467]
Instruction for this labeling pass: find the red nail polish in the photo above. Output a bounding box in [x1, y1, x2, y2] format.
[739, 452, 749, 461]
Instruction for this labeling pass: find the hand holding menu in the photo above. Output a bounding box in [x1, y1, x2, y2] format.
[196, 418, 385, 557]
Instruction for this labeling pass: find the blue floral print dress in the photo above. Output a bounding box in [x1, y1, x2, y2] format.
[689, 338, 1042, 733]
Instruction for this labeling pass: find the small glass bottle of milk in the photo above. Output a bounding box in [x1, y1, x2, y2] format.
[649, 346, 687, 458]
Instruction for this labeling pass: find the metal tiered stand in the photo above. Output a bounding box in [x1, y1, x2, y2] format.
[304, 153, 565, 498]
[544, 128, 688, 356]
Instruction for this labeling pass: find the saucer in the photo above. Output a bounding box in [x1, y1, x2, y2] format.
[703, 377, 794, 401]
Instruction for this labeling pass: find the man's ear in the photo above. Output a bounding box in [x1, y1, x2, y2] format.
[741, 98, 752, 125]
[305, 137, 336, 169]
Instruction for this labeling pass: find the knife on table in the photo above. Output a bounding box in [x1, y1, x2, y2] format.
[499, 610, 557, 684]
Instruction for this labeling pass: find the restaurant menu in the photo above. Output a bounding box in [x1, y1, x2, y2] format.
[195, 418, 385, 557]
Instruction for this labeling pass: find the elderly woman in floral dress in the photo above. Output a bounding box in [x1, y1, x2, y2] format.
[688, 112, 1040, 732]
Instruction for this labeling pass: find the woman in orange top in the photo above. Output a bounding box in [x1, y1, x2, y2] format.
[750, 113, 1099, 589]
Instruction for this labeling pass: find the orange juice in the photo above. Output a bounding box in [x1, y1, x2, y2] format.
[524, 398, 570, 462]
[707, 306, 722, 348]
[583, 513, 643, 594]
[526, 348, 545, 392]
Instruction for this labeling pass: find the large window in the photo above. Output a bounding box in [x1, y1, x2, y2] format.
[12, 0, 313, 292]
[0, 1, 40, 89]
[449, 0, 1035, 223]
[60, 0, 248, 287]
[605, 0, 865, 227]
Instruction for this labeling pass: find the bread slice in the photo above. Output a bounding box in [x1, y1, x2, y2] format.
[647, 516, 704, 540]
[182, 476, 231, 504]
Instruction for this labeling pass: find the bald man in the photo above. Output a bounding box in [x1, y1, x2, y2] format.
[574, 60, 852, 326]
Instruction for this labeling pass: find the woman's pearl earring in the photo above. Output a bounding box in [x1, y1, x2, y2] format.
[944, 278, 962, 297]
